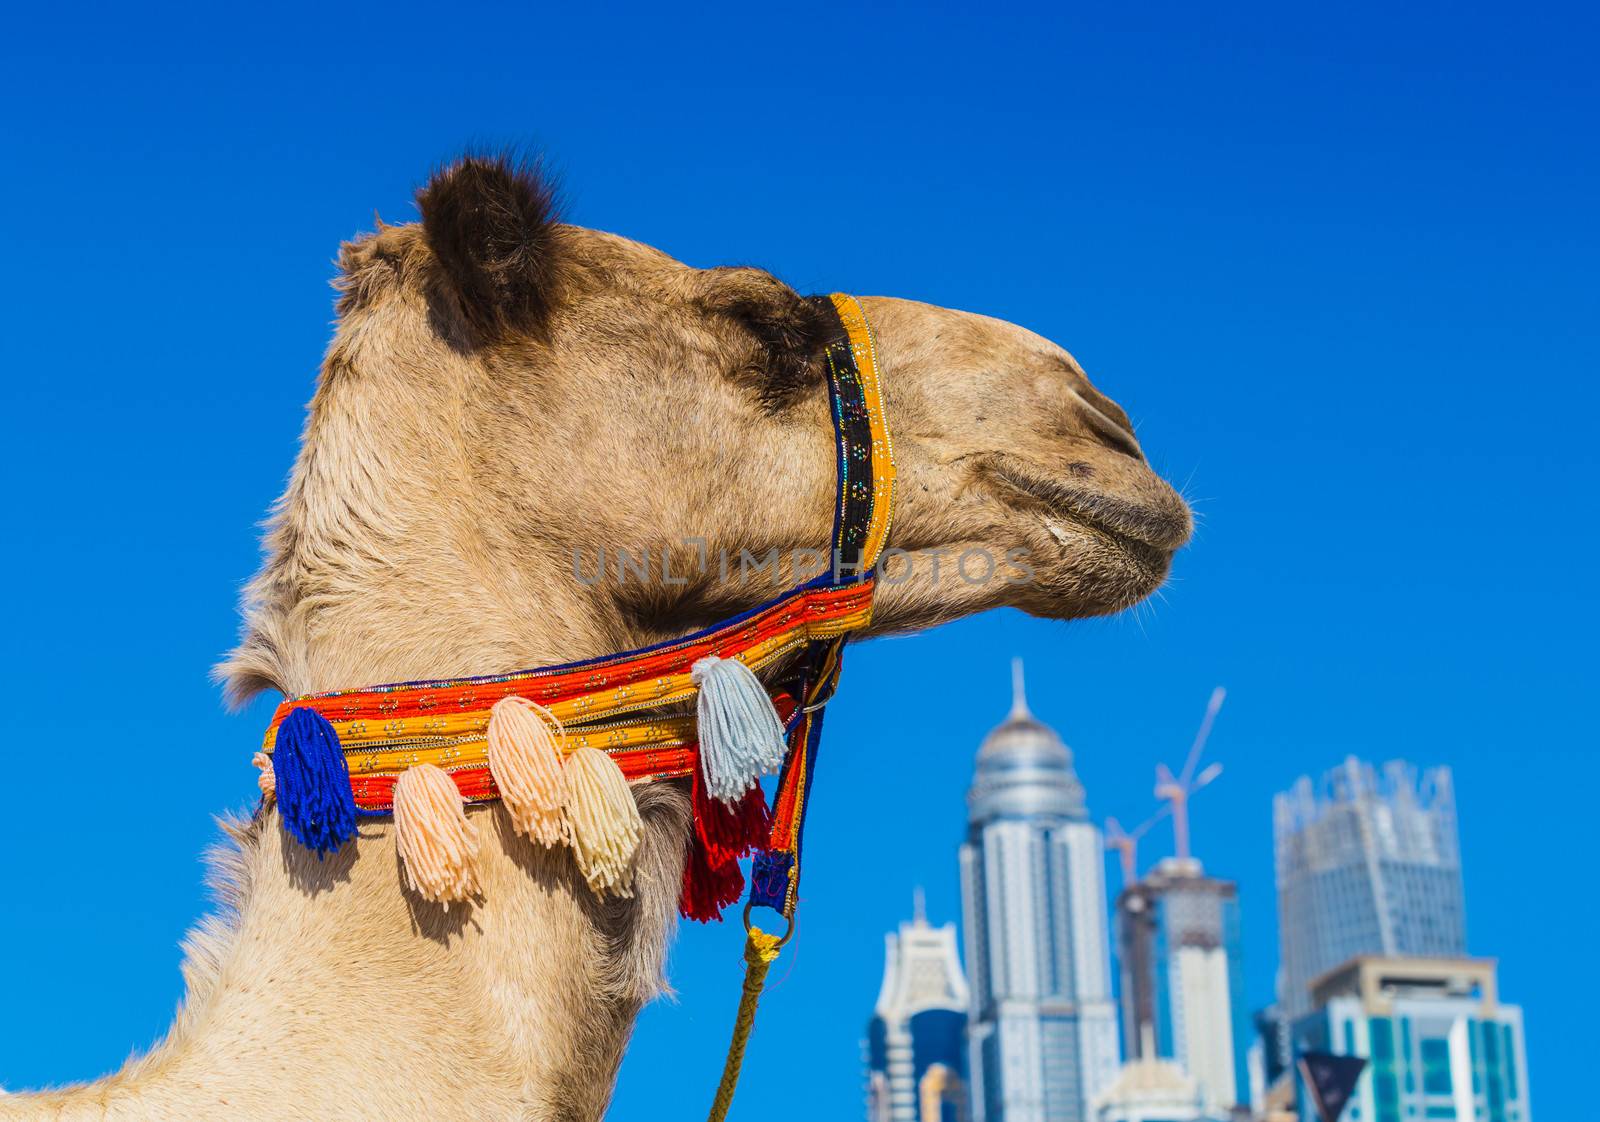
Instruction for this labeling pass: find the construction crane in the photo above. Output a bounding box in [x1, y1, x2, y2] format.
[1154, 686, 1226, 863]
[1104, 806, 1170, 887]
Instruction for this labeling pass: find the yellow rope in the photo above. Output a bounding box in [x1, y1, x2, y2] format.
[706, 925, 784, 1121]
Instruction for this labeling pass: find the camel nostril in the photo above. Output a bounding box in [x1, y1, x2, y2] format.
[1073, 400, 1144, 461]
[1067, 461, 1094, 479]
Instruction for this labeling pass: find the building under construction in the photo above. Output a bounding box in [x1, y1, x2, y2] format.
[1115, 857, 1252, 1117]
[1273, 758, 1466, 1020]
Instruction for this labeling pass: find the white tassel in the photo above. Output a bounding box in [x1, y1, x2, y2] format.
[691, 655, 787, 805]
[486, 696, 569, 847]
[394, 764, 481, 906]
[563, 747, 643, 897]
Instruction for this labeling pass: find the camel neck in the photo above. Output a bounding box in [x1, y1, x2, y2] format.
[0, 788, 691, 1122]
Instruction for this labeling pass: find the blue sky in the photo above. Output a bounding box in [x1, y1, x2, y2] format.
[1, 3, 1594, 1117]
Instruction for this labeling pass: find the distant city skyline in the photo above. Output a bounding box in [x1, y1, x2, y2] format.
[863, 660, 1527, 1122]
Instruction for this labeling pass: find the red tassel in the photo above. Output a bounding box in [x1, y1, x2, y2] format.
[679, 834, 745, 922]
[678, 765, 774, 922]
[692, 765, 772, 866]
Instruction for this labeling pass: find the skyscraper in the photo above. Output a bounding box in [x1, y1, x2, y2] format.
[1114, 857, 1252, 1115]
[866, 892, 972, 1122]
[1290, 956, 1531, 1122]
[959, 662, 1119, 1122]
[1274, 758, 1466, 1019]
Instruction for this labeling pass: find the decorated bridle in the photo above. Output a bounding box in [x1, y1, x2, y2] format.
[253, 293, 895, 1117]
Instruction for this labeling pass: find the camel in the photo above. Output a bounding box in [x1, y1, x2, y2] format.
[2, 156, 1191, 1121]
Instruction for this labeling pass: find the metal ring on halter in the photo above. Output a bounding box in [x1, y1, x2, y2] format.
[742, 900, 797, 947]
[800, 677, 840, 714]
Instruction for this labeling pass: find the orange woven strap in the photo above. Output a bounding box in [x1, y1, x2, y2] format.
[262, 580, 871, 743]
[331, 692, 798, 813]
[746, 639, 842, 915]
[259, 580, 869, 811]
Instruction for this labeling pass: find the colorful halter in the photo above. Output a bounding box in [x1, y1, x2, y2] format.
[255, 291, 893, 939]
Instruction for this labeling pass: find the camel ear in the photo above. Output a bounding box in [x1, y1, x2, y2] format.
[696, 268, 841, 409]
[417, 155, 561, 340]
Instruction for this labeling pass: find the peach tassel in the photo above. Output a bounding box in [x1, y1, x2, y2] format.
[394, 764, 481, 906]
[252, 752, 276, 798]
[563, 747, 644, 896]
[486, 696, 569, 847]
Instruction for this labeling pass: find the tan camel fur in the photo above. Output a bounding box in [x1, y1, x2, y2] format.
[2, 157, 1190, 1121]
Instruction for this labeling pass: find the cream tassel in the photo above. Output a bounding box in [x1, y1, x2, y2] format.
[252, 751, 276, 798]
[394, 764, 481, 906]
[564, 747, 643, 896]
[487, 696, 569, 847]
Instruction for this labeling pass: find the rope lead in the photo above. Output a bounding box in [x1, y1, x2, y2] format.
[707, 925, 784, 1121]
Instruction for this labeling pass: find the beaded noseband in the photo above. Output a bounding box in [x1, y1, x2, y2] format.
[255, 293, 895, 936]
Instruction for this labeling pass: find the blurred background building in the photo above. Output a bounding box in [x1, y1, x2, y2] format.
[866, 892, 971, 1122]
[1289, 956, 1529, 1122]
[1091, 1054, 1226, 1122]
[1115, 857, 1251, 1117]
[1273, 758, 1466, 1021]
[959, 663, 1119, 1122]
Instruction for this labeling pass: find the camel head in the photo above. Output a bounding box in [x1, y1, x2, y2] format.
[225, 156, 1189, 703]
[0, 156, 1199, 1122]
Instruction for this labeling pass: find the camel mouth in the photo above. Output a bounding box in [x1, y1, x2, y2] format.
[983, 457, 1193, 553]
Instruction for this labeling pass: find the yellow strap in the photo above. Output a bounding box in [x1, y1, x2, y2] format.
[706, 925, 784, 1121]
[828, 293, 897, 571]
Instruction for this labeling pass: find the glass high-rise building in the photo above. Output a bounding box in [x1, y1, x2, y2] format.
[959, 663, 1119, 1122]
[1290, 956, 1531, 1122]
[1274, 757, 1466, 1019]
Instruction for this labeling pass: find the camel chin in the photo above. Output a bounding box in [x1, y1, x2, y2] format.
[990, 449, 1192, 621]
[1023, 519, 1180, 622]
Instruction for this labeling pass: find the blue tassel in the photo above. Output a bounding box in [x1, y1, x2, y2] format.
[691, 656, 787, 805]
[272, 706, 358, 858]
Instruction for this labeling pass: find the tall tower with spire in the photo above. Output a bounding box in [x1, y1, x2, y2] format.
[959, 661, 1120, 1122]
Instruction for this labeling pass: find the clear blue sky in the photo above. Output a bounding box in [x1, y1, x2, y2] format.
[2, 3, 1593, 1117]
